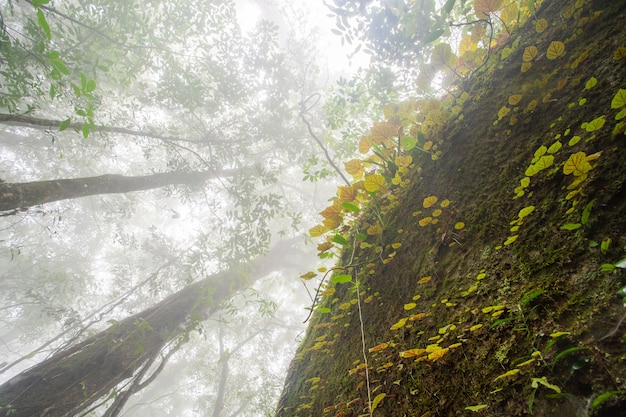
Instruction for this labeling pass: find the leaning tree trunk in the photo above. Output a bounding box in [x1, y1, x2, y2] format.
[0, 169, 236, 212]
[0, 238, 297, 417]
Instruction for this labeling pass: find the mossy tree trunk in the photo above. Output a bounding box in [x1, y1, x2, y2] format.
[0, 238, 297, 417]
[276, 1, 626, 416]
[0, 169, 236, 212]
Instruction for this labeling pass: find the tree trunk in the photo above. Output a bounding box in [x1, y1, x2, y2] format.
[276, 1, 626, 416]
[0, 237, 298, 417]
[0, 169, 235, 212]
[0, 114, 207, 145]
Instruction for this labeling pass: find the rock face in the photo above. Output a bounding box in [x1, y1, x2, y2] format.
[276, 1, 626, 416]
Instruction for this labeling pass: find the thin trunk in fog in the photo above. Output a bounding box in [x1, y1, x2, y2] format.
[0, 169, 237, 212]
[0, 113, 221, 146]
[0, 237, 300, 417]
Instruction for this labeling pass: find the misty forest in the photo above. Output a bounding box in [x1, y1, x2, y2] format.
[1, 0, 625, 416]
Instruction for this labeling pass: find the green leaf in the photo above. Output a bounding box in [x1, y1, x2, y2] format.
[601, 263, 616, 272]
[331, 274, 352, 284]
[592, 391, 622, 409]
[554, 346, 589, 363]
[443, 0, 457, 14]
[341, 202, 360, 213]
[490, 317, 516, 329]
[32, 0, 51, 6]
[561, 223, 582, 230]
[80, 72, 87, 89]
[371, 393, 386, 412]
[85, 79, 96, 93]
[465, 404, 488, 412]
[520, 289, 545, 306]
[423, 29, 445, 44]
[581, 199, 594, 225]
[332, 235, 349, 246]
[531, 377, 561, 393]
[318, 307, 331, 314]
[59, 118, 71, 131]
[37, 9, 51, 40]
[81, 123, 90, 138]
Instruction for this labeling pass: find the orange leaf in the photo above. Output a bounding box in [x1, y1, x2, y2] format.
[337, 186, 358, 202]
[474, 0, 504, 18]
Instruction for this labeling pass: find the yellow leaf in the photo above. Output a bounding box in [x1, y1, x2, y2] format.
[364, 174, 386, 192]
[423, 140, 433, 151]
[428, 347, 449, 361]
[404, 303, 417, 310]
[418, 276, 432, 284]
[322, 215, 342, 230]
[317, 242, 333, 252]
[399, 348, 426, 358]
[547, 141, 562, 154]
[368, 342, 389, 353]
[454, 222, 465, 230]
[465, 404, 488, 412]
[498, 106, 510, 120]
[521, 62, 532, 73]
[440, 199, 450, 208]
[371, 393, 386, 412]
[470, 324, 483, 331]
[309, 224, 328, 237]
[518, 205, 535, 219]
[586, 151, 602, 161]
[535, 18, 548, 33]
[419, 217, 433, 227]
[344, 159, 364, 178]
[611, 89, 626, 109]
[525, 155, 554, 176]
[504, 235, 518, 245]
[493, 368, 520, 381]
[583, 116, 605, 132]
[550, 331, 571, 338]
[431, 43, 456, 67]
[516, 358, 536, 367]
[423, 196, 438, 208]
[358, 136, 372, 154]
[432, 209, 443, 217]
[584, 77, 597, 90]
[546, 41, 566, 60]
[369, 122, 399, 145]
[533, 145, 547, 160]
[563, 152, 592, 176]
[508, 94, 522, 105]
[523, 45, 538, 62]
[409, 312, 429, 321]
[395, 155, 413, 167]
[614, 46, 626, 60]
[520, 177, 530, 187]
[322, 287, 335, 296]
[300, 271, 316, 280]
[367, 224, 383, 235]
[390, 318, 408, 330]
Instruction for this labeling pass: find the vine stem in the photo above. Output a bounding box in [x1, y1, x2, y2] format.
[299, 94, 351, 187]
[345, 235, 373, 416]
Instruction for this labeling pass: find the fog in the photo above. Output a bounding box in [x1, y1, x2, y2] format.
[0, 0, 368, 415]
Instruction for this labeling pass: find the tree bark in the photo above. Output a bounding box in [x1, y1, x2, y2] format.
[0, 237, 299, 417]
[0, 114, 208, 145]
[0, 169, 236, 212]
